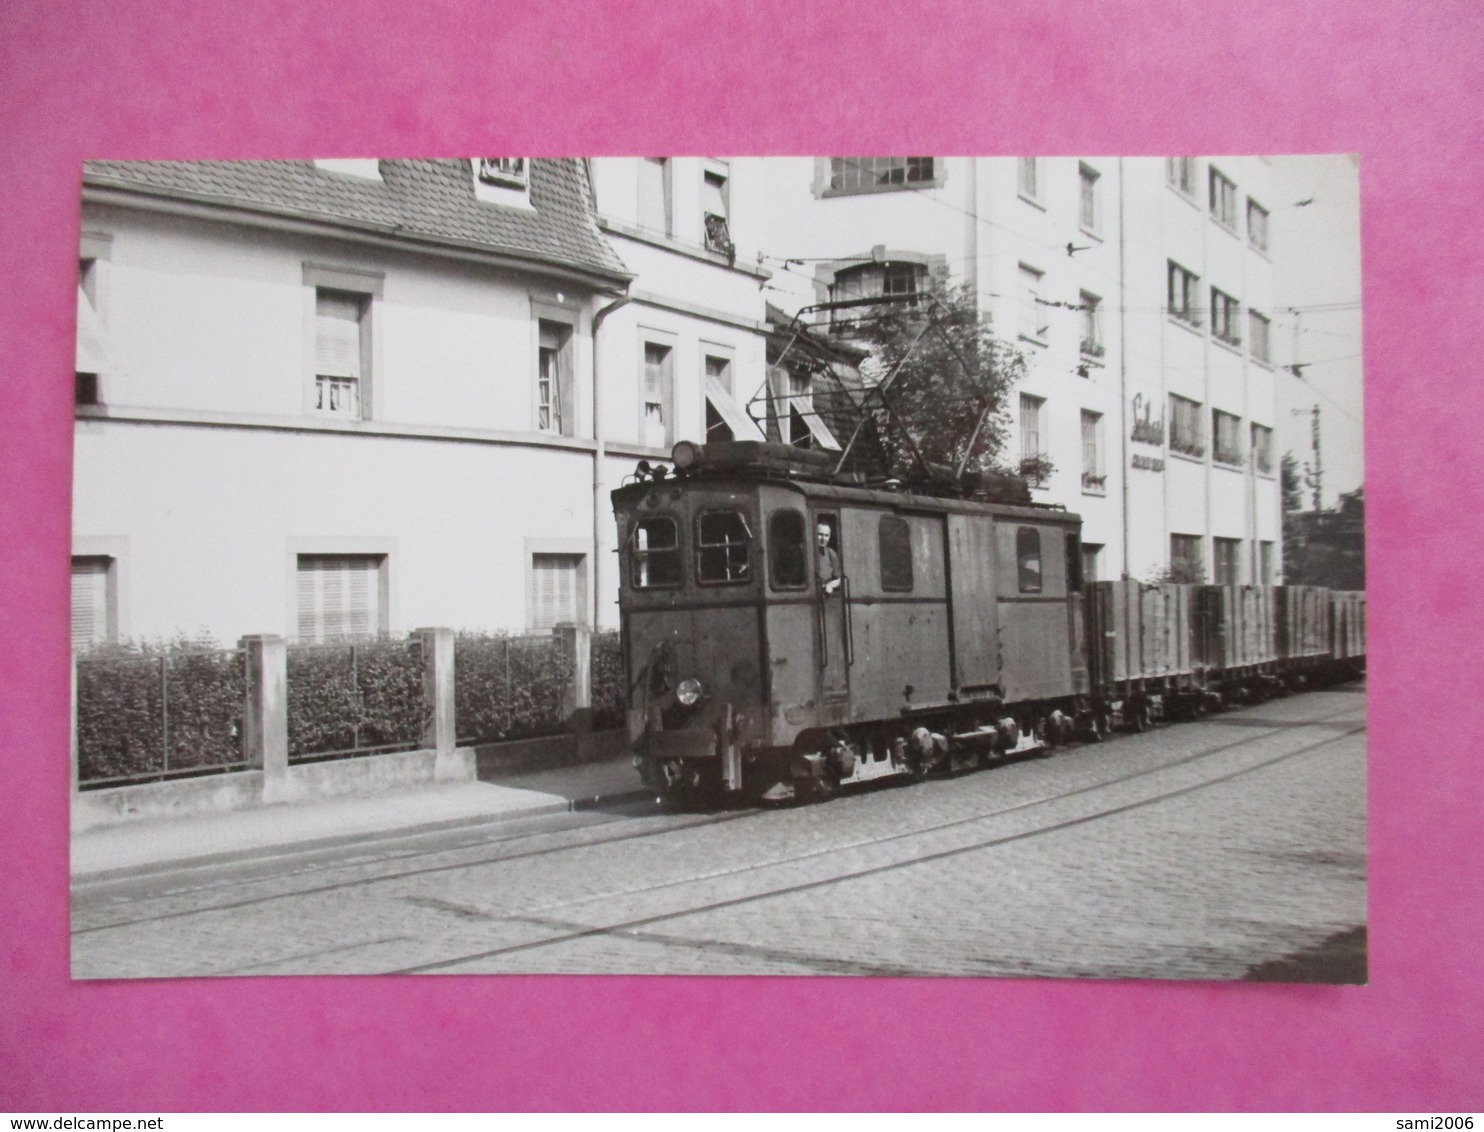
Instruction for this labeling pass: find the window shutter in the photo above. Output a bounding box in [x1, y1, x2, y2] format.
[316, 292, 363, 378]
[532, 554, 582, 629]
[297, 556, 382, 641]
[71, 558, 110, 650]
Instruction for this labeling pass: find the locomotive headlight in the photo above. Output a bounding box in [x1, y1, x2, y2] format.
[676, 677, 704, 706]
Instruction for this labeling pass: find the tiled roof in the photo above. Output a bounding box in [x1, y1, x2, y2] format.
[82, 159, 631, 284]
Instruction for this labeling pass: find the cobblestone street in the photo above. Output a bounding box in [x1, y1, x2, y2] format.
[72, 685, 1366, 981]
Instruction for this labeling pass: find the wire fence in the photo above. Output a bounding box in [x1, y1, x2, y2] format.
[75, 628, 627, 788]
[75, 645, 248, 789]
[286, 637, 425, 764]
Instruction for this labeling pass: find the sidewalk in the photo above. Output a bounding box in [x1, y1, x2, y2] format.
[71, 753, 651, 882]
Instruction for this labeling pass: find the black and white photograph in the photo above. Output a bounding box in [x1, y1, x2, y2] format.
[68, 154, 1366, 981]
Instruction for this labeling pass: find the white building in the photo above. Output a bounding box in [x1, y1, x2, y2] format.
[585, 157, 773, 623]
[757, 156, 1285, 585]
[72, 158, 635, 647]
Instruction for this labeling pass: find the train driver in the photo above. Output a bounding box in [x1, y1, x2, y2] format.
[816, 521, 842, 594]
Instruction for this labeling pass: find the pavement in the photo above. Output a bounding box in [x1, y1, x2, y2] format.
[71, 752, 652, 881]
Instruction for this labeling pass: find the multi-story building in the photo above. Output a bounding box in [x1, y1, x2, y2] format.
[584, 158, 773, 622]
[72, 158, 634, 647]
[758, 156, 1284, 585]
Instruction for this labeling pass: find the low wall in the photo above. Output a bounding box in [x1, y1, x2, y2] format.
[72, 746, 477, 831]
[472, 727, 628, 778]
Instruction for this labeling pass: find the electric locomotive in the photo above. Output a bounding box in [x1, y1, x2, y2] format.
[613, 439, 1090, 802]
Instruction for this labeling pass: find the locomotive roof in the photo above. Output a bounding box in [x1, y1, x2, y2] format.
[612, 471, 1081, 526]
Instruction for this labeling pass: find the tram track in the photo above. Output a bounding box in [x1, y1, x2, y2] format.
[394, 715, 1365, 973]
[74, 696, 1362, 949]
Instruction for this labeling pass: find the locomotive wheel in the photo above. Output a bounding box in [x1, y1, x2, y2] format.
[1084, 711, 1110, 743]
[1131, 702, 1153, 732]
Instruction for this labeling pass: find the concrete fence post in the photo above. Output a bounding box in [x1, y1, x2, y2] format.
[415, 627, 460, 781]
[241, 635, 290, 803]
[70, 651, 80, 798]
[554, 623, 592, 725]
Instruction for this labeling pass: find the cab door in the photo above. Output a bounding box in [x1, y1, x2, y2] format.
[813, 509, 850, 705]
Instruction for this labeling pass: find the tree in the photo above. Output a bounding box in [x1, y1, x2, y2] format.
[1280, 452, 1305, 512]
[844, 285, 1029, 483]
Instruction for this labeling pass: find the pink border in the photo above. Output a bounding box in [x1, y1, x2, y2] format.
[3, 0, 1481, 1111]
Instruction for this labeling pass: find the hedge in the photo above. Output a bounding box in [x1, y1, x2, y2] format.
[75, 639, 246, 786]
[590, 629, 625, 730]
[455, 632, 572, 744]
[286, 638, 425, 760]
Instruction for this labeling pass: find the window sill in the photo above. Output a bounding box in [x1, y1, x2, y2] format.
[1081, 484, 1108, 497]
[1167, 314, 1205, 337]
[1248, 243, 1272, 262]
[1017, 192, 1047, 211]
[1211, 217, 1240, 237]
[1168, 184, 1202, 209]
[1078, 225, 1104, 242]
[1249, 355, 1275, 370]
[597, 217, 771, 280]
[1167, 448, 1206, 466]
[1212, 336, 1244, 357]
[1018, 332, 1049, 349]
[1213, 457, 1245, 471]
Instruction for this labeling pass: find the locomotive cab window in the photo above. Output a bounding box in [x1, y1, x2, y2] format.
[768, 509, 808, 589]
[1016, 527, 1043, 593]
[696, 509, 752, 584]
[628, 516, 682, 589]
[878, 514, 914, 592]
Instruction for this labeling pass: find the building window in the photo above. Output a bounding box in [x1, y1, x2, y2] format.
[1170, 534, 1203, 580]
[637, 158, 672, 236]
[642, 341, 673, 449]
[1081, 410, 1106, 494]
[1209, 167, 1238, 230]
[1081, 542, 1102, 585]
[314, 289, 368, 418]
[76, 258, 104, 404]
[1167, 157, 1198, 197]
[1249, 310, 1272, 363]
[1213, 537, 1241, 585]
[1079, 292, 1103, 357]
[477, 158, 527, 189]
[696, 510, 752, 585]
[531, 553, 585, 629]
[628, 516, 681, 589]
[1170, 394, 1205, 458]
[1248, 199, 1270, 253]
[1213, 409, 1243, 466]
[1019, 264, 1048, 340]
[537, 320, 574, 436]
[1017, 158, 1043, 204]
[1259, 540, 1276, 584]
[1020, 393, 1048, 484]
[702, 166, 733, 257]
[830, 261, 928, 315]
[705, 355, 734, 443]
[1167, 261, 1201, 327]
[71, 556, 116, 650]
[296, 555, 385, 642]
[1211, 287, 1242, 346]
[1251, 423, 1274, 474]
[827, 157, 937, 195]
[1079, 164, 1101, 233]
[768, 509, 808, 590]
[1016, 527, 1043, 593]
[878, 515, 914, 592]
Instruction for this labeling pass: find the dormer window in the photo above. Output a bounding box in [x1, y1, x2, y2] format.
[478, 158, 528, 189]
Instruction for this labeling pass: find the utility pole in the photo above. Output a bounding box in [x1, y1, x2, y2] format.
[1291, 403, 1322, 510]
